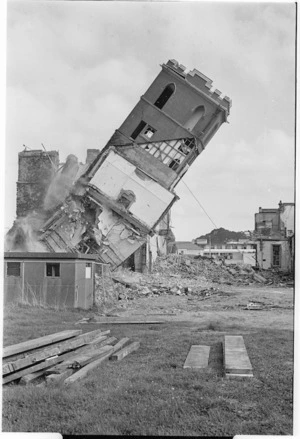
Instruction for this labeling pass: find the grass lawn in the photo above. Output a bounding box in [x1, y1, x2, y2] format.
[2, 305, 293, 435]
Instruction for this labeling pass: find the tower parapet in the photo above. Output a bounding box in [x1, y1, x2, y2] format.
[164, 59, 232, 113]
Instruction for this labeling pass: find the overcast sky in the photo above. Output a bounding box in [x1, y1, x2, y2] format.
[4, 1, 296, 241]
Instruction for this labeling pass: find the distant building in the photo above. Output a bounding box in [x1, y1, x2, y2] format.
[194, 238, 208, 248]
[180, 238, 257, 266]
[202, 248, 256, 266]
[253, 201, 295, 272]
[175, 241, 203, 256]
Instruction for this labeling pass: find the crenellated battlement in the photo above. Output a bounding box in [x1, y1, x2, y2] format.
[164, 59, 232, 113]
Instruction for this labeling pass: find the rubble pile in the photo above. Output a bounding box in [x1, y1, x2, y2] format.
[152, 254, 257, 286]
[260, 269, 294, 286]
[94, 269, 119, 310]
[111, 254, 294, 304]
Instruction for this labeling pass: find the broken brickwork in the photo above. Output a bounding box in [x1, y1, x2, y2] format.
[17, 150, 59, 218]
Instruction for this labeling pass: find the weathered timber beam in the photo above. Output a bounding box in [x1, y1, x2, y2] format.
[109, 337, 130, 353]
[44, 337, 117, 375]
[92, 318, 164, 324]
[67, 345, 114, 369]
[110, 342, 140, 361]
[64, 337, 131, 385]
[64, 348, 114, 385]
[46, 369, 74, 385]
[2, 350, 78, 384]
[3, 330, 82, 359]
[19, 370, 46, 385]
[3, 329, 107, 375]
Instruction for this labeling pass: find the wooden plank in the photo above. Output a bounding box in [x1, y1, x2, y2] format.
[5, 330, 108, 363]
[3, 330, 83, 359]
[110, 342, 140, 361]
[72, 337, 117, 355]
[224, 335, 253, 378]
[64, 348, 114, 385]
[3, 363, 15, 375]
[19, 370, 46, 385]
[3, 329, 108, 375]
[90, 330, 110, 339]
[183, 345, 210, 369]
[68, 345, 113, 369]
[64, 338, 131, 385]
[109, 337, 130, 354]
[2, 350, 78, 384]
[46, 369, 74, 385]
[44, 338, 117, 375]
[93, 318, 164, 325]
[83, 335, 108, 346]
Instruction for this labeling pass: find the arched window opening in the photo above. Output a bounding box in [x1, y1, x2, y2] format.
[154, 84, 175, 109]
[131, 120, 147, 140]
[184, 105, 205, 131]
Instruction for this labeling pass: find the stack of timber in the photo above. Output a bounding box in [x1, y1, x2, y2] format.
[3, 329, 140, 386]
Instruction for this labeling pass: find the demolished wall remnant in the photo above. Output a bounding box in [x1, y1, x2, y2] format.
[17, 150, 59, 218]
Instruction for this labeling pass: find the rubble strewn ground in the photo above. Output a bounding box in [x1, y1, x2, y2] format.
[3, 255, 293, 435]
[2, 298, 293, 435]
[108, 254, 294, 305]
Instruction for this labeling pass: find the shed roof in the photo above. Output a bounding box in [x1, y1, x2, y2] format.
[4, 252, 99, 261]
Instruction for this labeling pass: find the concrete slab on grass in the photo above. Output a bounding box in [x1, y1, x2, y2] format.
[183, 345, 210, 369]
[224, 335, 253, 378]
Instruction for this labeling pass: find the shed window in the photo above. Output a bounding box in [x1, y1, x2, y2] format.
[85, 263, 92, 279]
[154, 84, 175, 109]
[7, 262, 21, 277]
[46, 263, 60, 277]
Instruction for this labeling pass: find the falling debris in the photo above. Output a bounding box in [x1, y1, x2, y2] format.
[5, 59, 231, 274]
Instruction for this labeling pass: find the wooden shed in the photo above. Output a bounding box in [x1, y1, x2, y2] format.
[3, 252, 99, 309]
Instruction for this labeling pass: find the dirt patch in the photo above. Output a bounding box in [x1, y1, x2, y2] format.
[97, 284, 293, 331]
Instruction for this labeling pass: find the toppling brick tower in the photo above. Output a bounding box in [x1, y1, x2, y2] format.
[106, 59, 231, 191]
[10, 60, 231, 270]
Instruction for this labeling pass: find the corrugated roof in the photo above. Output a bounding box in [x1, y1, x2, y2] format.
[4, 252, 99, 261]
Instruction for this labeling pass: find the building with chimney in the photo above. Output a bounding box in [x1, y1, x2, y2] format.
[254, 201, 295, 272]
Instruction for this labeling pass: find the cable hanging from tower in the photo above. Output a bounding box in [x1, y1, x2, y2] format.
[181, 179, 218, 229]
